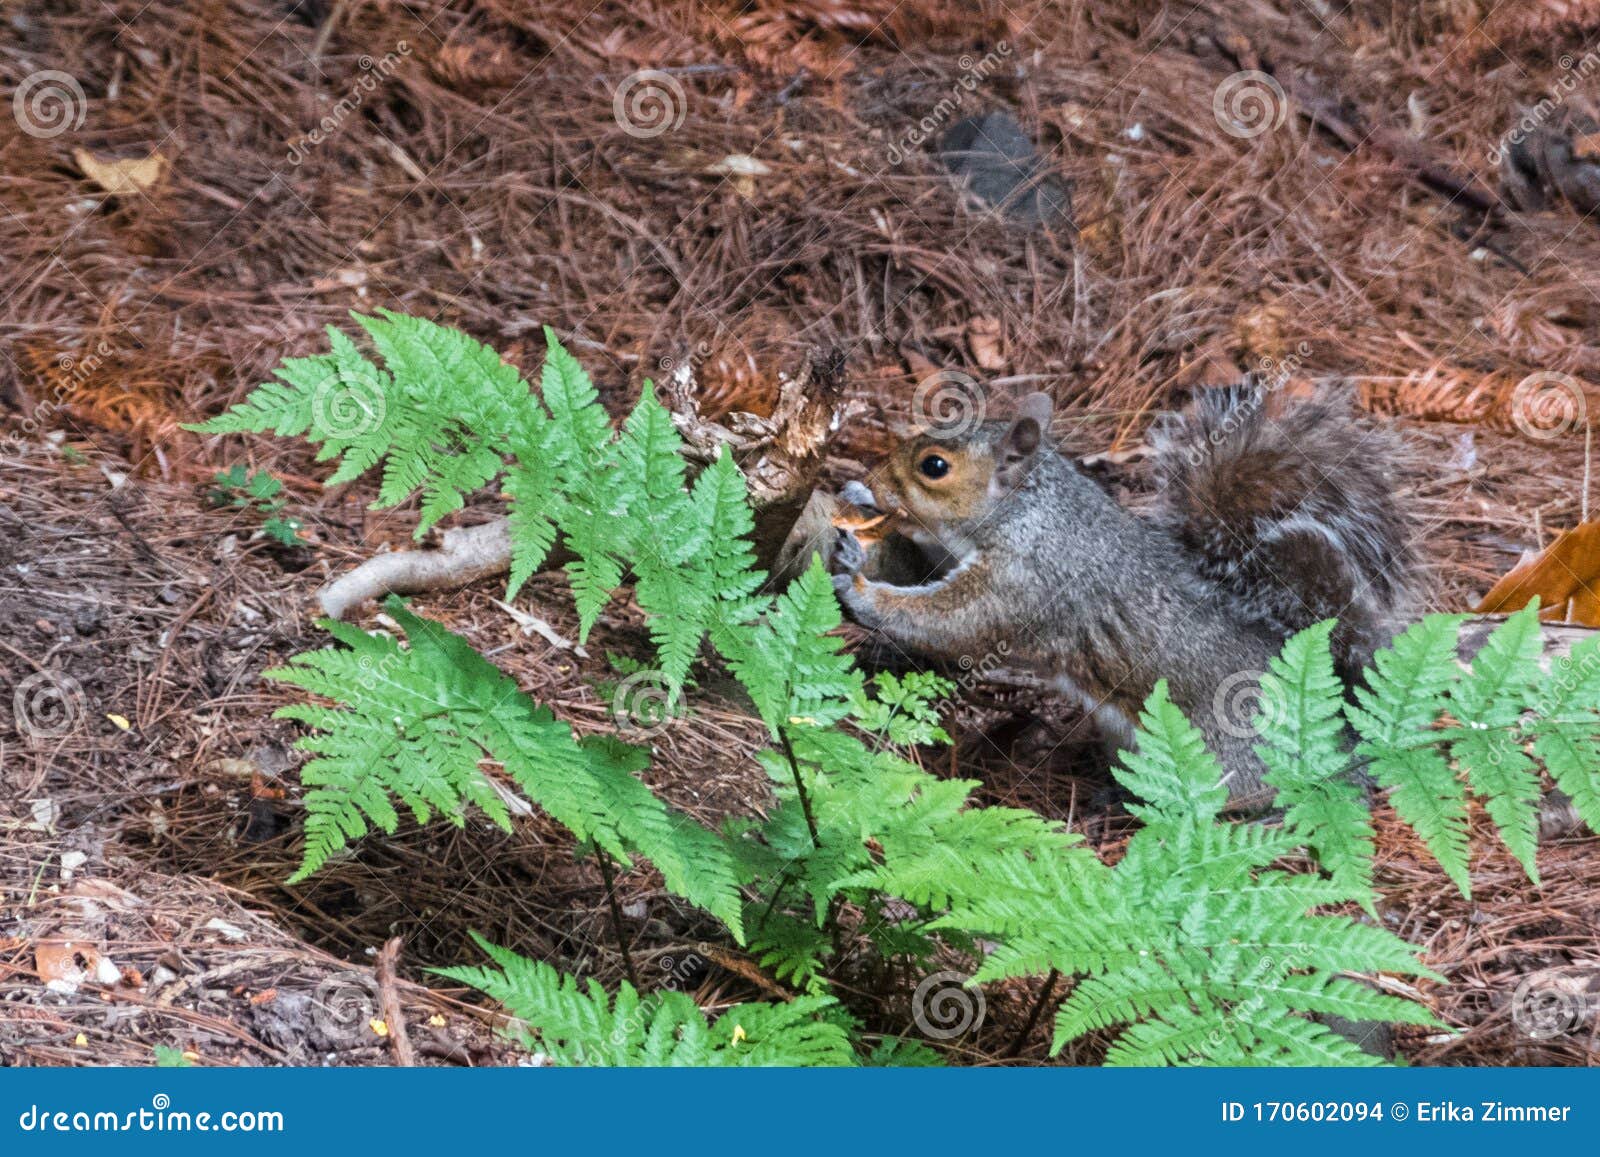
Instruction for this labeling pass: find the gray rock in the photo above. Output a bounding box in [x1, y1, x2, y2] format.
[940, 111, 1072, 229]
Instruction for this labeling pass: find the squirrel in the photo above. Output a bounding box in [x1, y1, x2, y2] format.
[830, 384, 1418, 812]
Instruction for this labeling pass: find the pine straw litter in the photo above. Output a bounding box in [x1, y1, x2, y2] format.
[3, 0, 1600, 1065]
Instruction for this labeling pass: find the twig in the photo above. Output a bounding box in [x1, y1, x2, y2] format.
[375, 936, 417, 1067]
[317, 519, 514, 619]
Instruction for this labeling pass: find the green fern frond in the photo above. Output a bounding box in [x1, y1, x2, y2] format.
[1257, 621, 1375, 904]
[721, 556, 860, 732]
[689, 448, 769, 627]
[189, 314, 527, 535]
[1346, 614, 1471, 896]
[747, 910, 833, 987]
[851, 671, 954, 745]
[271, 601, 743, 936]
[963, 682, 1440, 1066]
[437, 935, 857, 1066]
[1525, 634, 1600, 833]
[1112, 681, 1229, 824]
[1446, 605, 1545, 881]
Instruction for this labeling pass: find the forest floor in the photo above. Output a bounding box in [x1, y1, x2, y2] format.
[3, 0, 1600, 1066]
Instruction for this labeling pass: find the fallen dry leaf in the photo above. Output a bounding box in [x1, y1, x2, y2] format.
[36, 940, 97, 985]
[967, 316, 1006, 370]
[73, 149, 167, 196]
[707, 154, 771, 198]
[34, 940, 116, 992]
[1476, 520, 1600, 625]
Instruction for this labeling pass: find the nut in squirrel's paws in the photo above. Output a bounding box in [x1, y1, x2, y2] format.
[831, 484, 897, 537]
[829, 480, 895, 582]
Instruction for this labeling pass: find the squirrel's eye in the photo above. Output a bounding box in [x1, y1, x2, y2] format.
[918, 454, 951, 480]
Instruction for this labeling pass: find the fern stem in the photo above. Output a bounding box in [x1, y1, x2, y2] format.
[777, 727, 822, 848]
[756, 870, 796, 930]
[1007, 969, 1060, 1058]
[596, 851, 641, 990]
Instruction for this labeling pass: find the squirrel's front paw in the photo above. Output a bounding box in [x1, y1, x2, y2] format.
[831, 571, 880, 626]
[830, 528, 868, 576]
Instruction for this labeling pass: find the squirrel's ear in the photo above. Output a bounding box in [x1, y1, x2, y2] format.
[997, 413, 1044, 489]
[1016, 391, 1054, 431]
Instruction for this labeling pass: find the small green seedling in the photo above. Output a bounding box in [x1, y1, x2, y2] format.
[208, 465, 304, 546]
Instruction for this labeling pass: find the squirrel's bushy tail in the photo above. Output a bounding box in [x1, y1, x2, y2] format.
[1148, 384, 1419, 681]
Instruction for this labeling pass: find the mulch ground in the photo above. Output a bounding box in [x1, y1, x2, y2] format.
[3, 0, 1599, 1066]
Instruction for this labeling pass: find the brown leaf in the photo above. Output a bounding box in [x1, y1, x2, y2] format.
[72, 149, 167, 196]
[35, 940, 99, 988]
[967, 316, 1006, 370]
[1476, 520, 1600, 625]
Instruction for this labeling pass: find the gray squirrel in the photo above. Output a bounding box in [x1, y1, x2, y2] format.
[830, 384, 1418, 812]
